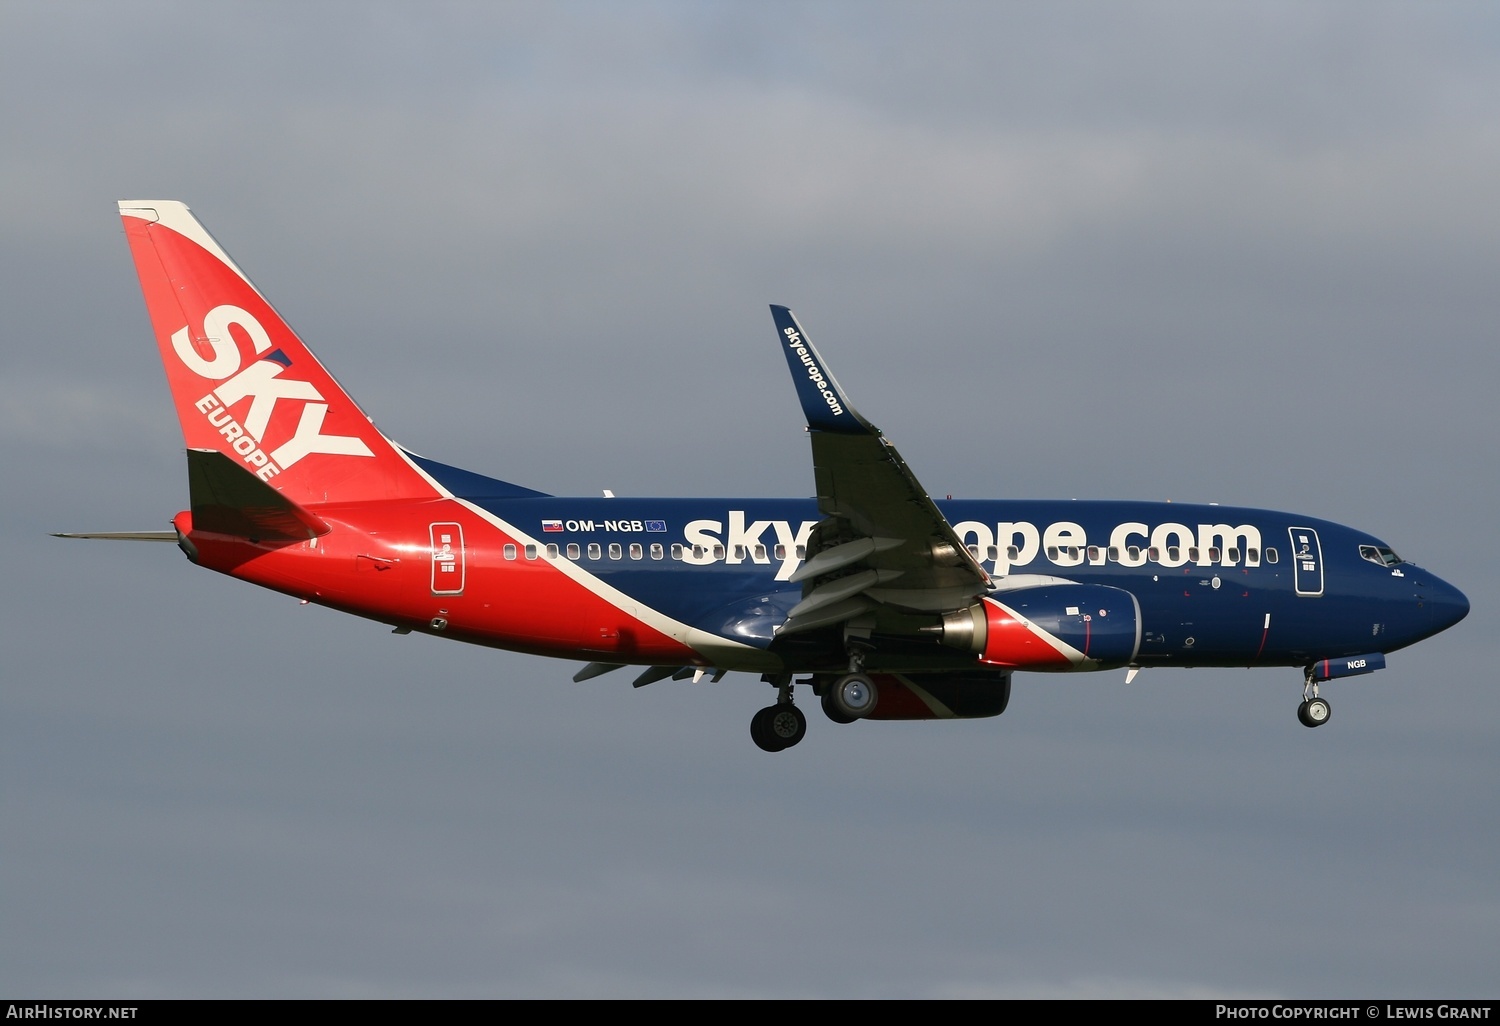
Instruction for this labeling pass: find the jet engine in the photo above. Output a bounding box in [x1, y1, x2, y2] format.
[938, 584, 1141, 669]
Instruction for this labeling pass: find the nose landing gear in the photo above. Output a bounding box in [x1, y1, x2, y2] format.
[1298, 671, 1331, 727]
[1297, 696, 1331, 727]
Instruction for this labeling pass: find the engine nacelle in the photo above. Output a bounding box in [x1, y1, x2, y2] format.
[939, 584, 1141, 670]
[857, 671, 1012, 720]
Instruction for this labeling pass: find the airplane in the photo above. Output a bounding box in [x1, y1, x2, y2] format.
[60, 200, 1470, 753]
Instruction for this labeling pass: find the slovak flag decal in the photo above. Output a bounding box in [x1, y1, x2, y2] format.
[541, 519, 564, 533]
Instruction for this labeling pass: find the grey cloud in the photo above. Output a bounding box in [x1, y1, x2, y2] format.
[2, 0, 1493, 998]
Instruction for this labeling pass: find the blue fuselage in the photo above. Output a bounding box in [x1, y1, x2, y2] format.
[456, 488, 1469, 672]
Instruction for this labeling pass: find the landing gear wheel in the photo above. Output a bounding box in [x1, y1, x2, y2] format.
[768, 704, 806, 749]
[822, 687, 859, 724]
[1298, 696, 1331, 728]
[750, 706, 781, 751]
[751, 704, 806, 752]
[828, 672, 878, 721]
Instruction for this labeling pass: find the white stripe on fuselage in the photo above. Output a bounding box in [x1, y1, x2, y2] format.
[392, 446, 772, 668]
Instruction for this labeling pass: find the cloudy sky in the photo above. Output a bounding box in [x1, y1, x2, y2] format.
[3, 1, 1495, 998]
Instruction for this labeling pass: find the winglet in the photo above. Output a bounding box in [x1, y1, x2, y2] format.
[770, 306, 873, 434]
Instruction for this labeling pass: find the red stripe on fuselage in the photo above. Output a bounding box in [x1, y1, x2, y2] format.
[177, 499, 701, 664]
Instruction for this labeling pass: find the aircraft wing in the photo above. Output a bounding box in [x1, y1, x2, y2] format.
[770, 306, 989, 635]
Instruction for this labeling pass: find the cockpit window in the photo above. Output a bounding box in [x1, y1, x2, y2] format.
[1359, 544, 1403, 567]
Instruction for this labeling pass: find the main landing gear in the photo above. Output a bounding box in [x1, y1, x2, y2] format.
[751, 702, 807, 752]
[1298, 671, 1331, 728]
[750, 649, 881, 752]
[822, 645, 879, 725]
[751, 675, 807, 752]
[822, 672, 877, 723]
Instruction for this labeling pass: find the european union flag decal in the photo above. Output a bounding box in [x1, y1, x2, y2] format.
[645, 520, 667, 533]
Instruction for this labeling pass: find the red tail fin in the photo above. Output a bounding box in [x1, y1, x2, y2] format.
[119, 201, 437, 506]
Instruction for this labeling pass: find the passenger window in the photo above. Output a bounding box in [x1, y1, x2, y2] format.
[524, 544, 537, 560]
[1147, 547, 1160, 562]
[987, 545, 999, 561]
[1007, 545, 1019, 560]
[1128, 546, 1141, 561]
[712, 545, 725, 560]
[650, 543, 664, 560]
[629, 543, 643, 559]
[545, 544, 559, 559]
[1167, 546, 1180, 562]
[1188, 547, 1200, 562]
[1207, 546, 1220, 563]
[670, 544, 684, 560]
[608, 543, 623, 560]
[692, 544, 704, 559]
[566, 543, 580, 559]
[1265, 548, 1278, 564]
[754, 545, 766, 561]
[1087, 545, 1100, 562]
[1226, 547, 1239, 564]
[734, 545, 747, 560]
[1245, 547, 1259, 566]
[795, 545, 806, 559]
[1046, 545, 1059, 560]
[774, 544, 786, 560]
[503, 543, 517, 560]
[1108, 546, 1119, 562]
[587, 543, 602, 560]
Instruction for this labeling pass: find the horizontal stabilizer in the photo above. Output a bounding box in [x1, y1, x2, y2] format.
[186, 448, 330, 541]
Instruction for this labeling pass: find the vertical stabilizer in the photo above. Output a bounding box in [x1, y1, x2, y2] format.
[119, 201, 438, 506]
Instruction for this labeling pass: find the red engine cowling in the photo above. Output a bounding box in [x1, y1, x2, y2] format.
[939, 584, 1141, 670]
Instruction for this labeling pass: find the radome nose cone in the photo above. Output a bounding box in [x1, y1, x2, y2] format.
[1430, 577, 1470, 634]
